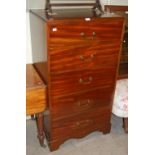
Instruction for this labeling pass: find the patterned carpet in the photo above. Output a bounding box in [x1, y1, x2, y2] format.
[26, 114, 128, 155]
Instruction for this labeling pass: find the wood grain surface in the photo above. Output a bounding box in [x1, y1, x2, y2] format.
[46, 17, 124, 151]
[26, 64, 47, 115]
[48, 18, 124, 40]
[51, 87, 114, 120]
[48, 39, 120, 74]
[30, 9, 125, 151]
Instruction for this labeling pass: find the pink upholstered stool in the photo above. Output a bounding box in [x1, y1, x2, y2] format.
[112, 79, 128, 132]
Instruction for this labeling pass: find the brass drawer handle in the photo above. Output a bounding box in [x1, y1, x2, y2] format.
[80, 32, 96, 40]
[92, 32, 96, 39]
[80, 32, 86, 38]
[77, 99, 91, 107]
[90, 54, 95, 59]
[80, 55, 85, 61]
[79, 76, 93, 84]
[80, 54, 95, 61]
[75, 120, 94, 128]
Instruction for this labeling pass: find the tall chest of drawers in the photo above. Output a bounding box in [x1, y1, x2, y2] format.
[30, 9, 124, 151]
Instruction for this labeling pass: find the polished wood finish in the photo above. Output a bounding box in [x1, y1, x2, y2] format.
[48, 18, 124, 40]
[26, 64, 47, 115]
[44, 107, 111, 151]
[51, 88, 114, 120]
[50, 69, 116, 98]
[48, 39, 120, 74]
[26, 64, 47, 146]
[30, 9, 125, 151]
[33, 62, 48, 84]
[26, 88, 47, 114]
[50, 107, 111, 150]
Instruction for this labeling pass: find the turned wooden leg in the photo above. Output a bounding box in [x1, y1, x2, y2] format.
[36, 113, 46, 147]
[123, 117, 128, 133]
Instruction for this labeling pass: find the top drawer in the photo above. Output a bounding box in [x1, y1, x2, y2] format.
[47, 18, 124, 41]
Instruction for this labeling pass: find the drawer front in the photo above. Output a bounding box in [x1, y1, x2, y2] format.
[50, 68, 116, 98]
[51, 87, 114, 120]
[48, 40, 120, 74]
[48, 18, 124, 41]
[51, 107, 111, 138]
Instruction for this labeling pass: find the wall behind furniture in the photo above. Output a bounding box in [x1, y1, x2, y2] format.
[26, 0, 128, 64]
[26, 0, 46, 64]
[110, 0, 128, 5]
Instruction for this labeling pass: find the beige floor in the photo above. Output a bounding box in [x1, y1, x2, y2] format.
[26, 114, 128, 155]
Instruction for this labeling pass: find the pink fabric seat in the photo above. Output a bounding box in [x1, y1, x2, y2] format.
[112, 79, 128, 118]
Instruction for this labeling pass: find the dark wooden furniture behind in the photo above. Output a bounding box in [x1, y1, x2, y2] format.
[30, 8, 125, 151]
[45, 0, 103, 11]
[26, 64, 47, 146]
[105, 5, 128, 79]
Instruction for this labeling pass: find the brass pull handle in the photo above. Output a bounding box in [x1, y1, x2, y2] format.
[80, 54, 95, 61]
[92, 32, 96, 39]
[80, 32, 96, 40]
[80, 55, 85, 61]
[77, 99, 91, 107]
[79, 76, 93, 84]
[75, 120, 93, 128]
[93, 32, 96, 39]
[90, 54, 95, 59]
[80, 32, 86, 38]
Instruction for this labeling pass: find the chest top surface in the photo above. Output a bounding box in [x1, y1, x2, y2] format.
[30, 9, 123, 22]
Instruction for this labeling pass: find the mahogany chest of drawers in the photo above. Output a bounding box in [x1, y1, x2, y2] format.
[30, 9, 124, 151]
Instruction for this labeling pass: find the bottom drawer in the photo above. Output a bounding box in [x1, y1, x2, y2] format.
[51, 107, 111, 139]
